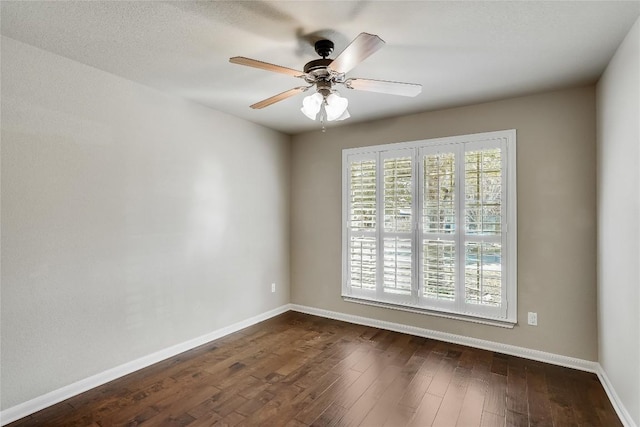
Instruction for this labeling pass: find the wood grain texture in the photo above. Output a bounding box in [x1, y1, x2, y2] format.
[7, 312, 621, 427]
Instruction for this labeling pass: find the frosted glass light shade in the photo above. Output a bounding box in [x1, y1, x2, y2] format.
[325, 93, 349, 121]
[335, 108, 350, 121]
[301, 93, 323, 120]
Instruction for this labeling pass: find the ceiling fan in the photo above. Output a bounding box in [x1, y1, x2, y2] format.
[229, 33, 422, 125]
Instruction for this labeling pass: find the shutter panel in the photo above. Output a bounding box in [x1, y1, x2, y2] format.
[420, 149, 458, 308]
[346, 156, 377, 296]
[381, 154, 414, 300]
[463, 146, 504, 311]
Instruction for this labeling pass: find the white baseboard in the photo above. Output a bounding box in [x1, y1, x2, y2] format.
[595, 365, 638, 427]
[290, 304, 637, 427]
[0, 304, 291, 426]
[290, 304, 598, 371]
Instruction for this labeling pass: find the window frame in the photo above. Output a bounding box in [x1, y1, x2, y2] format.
[342, 130, 517, 327]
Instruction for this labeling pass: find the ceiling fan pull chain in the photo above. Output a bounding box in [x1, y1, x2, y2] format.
[320, 102, 327, 132]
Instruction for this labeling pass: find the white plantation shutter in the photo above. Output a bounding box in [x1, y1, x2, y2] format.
[381, 152, 414, 301]
[345, 155, 377, 297]
[463, 145, 504, 314]
[343, 130, 516, 325]
[419, 148, 458, 311]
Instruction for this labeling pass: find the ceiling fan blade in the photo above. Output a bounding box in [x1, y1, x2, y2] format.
[344, 78, 422, 97]
[328, 33, 385, 74]
[230, 57, 305, 78]
[250, 86, 309, 109]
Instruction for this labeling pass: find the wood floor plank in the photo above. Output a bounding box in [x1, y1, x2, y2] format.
[483, 372, 507, 417]
[456, 377, 486, 426]
[399, 358, 433, 410]
[309, 401, 348, 427]
[337, 364, 403, 426]
[290, 368, 361, 425]
[255, 367, 336, 424]
[235, 383, 302, 426]
[431, 366, 470, 426]
[426, 357, 455, 397]
[546, 364, 579, 425]
[408, 392, 443, 427]
[588, 378, 624, 427]
[358, 354, 424, 426]
[491, 352, 509, 376]
[382, 403, 416, 427]
[6, 312, 622, 427]
[480, 410, 505, 427]
[525, 360, 553, 427]
[505, 357, 528, 418]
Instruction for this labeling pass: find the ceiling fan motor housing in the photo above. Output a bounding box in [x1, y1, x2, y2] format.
[303, 58, 332, 75]
[315, 80, 332, 97]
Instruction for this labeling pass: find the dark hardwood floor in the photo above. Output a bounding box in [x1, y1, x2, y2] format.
[8, 311, 621, 427]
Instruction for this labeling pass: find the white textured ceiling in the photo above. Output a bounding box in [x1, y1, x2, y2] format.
[2, 1, 639, 134]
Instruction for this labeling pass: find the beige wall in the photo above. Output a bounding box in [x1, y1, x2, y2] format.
[1, 37, 290, 410]
[291, 86, 597, 360]
[596, 17, 640, 426]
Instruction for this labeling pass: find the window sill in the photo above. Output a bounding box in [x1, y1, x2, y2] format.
[343, 296, 516, 329]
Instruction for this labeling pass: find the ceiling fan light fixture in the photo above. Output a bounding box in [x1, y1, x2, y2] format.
[301, 91, 349, 122]
[301, 92, 323, 120]
[324, 93, 349, 121]
[335, 108, 351, 121]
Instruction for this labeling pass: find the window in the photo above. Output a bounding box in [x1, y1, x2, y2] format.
[342, 130, 517, 325]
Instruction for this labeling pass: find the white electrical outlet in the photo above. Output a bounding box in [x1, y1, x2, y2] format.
[528, 312, 538, 326]
[271, 283, 276, 293]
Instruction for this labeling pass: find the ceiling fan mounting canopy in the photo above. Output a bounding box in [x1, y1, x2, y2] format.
[314, 39, 334, 58]
[229, 32, 422, 122]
